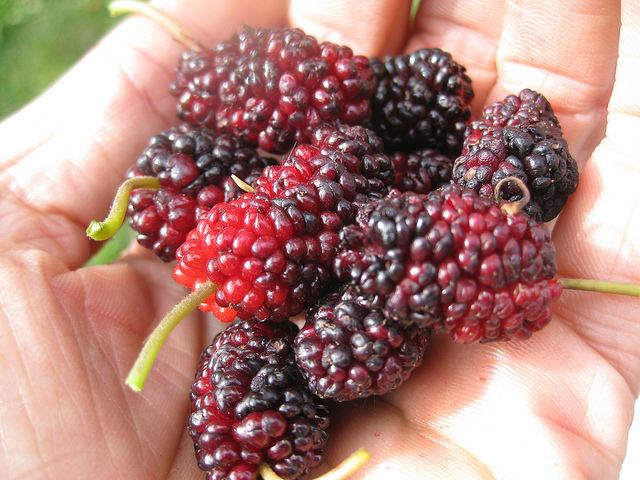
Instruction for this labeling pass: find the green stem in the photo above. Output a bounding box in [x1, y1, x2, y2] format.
[109, 0, 203, 52]
[410, 0, 423, 21]
[125, 281, 217, 392]
[559, 278, 640, 297]
[87, 176, 160, 241]
[259, 448, 370, 480]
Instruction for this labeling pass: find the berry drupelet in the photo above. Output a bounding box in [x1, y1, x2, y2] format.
[127, 124, 276, 261]
[388, 148, 454, 194]
[189, 319, 329, 480]
[333, 185, 563, 343]
[170, 26, 376, 153]
[452, 88, 579, 222]
[173, 124, 395, 322]
[368, 48, 474, 157]
[295, 285, 430, 402]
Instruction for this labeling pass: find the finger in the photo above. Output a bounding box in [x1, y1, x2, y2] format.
[288, 0, 412, 56]
[406, 0, 505, 117]
[492, 0, 620, 165]
[0, 0, 289, 269]
[552, 0, 640, 392]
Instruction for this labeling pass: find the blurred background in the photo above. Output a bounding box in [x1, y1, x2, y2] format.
[1, 1, 638, 477]
[0, 0, 117, 121]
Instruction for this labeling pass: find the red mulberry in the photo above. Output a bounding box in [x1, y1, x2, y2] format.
[333, 185, 563, 343]
[170, 26, 375, 154]
[173, 125, 394, 322]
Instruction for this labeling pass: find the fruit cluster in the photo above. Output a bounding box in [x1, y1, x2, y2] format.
[90, 7, 586, 480]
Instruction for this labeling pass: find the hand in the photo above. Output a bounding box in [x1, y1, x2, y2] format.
[0, 1, 637, 479]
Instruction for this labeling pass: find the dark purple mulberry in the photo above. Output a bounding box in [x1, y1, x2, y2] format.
[170, 26, 376, 154]
[368, 48, 474, 156]
[333, 185, 563, 343]
[188, 319, 329, 480]
[295, 285, 430, 401]
[452, 89, 579, 222]
[127, 124, 276, 261]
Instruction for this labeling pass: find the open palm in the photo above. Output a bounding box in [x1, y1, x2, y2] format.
[0, 1, 637, 479]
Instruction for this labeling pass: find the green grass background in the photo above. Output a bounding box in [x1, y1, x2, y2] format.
[0, 0, 118, 120]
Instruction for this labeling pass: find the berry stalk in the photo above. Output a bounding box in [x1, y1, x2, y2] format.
[559, 278, 640, 297]
[125, 280, 217, 392]
[258, 448, 371, 480]
[87, 176, 160, 241]
[108, 0, 202, 52]
[495, 176, 530, 215]
[231, 174, 255, 193]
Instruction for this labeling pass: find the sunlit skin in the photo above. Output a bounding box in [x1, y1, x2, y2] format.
[0, 0, 638, 479]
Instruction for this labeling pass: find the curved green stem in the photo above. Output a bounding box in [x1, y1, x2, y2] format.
[109, 0, 203, 52]
[559, 278, 640, 297]
[259, 448, 370, 480]
[87, 176, 160, 241]
[125, 281, 218, 392]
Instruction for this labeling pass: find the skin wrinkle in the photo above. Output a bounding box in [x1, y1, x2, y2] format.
[557, 291, 640, 401]
[566, 303, 640, 396]
[0, 129, 56, 172]
[2, 299, 47, 479]
[102, 40, 177, 132]
[498, 59, 614, 114]
[326, 396, 500, 479]
[23, 265, 116, 478]
[536, 357, 625, 472]
[411, 418, 499, 480]
[49, 267, 189, 478]
[0, 196, 91, 271]
[494, 0, 620, 128]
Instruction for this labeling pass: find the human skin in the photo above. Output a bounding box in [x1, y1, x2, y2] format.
[0, 0, 638, 479]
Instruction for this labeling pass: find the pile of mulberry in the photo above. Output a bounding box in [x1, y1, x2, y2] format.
[172, 124, 395, 322]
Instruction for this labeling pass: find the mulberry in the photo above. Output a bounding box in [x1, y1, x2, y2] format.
[170, 26, 375, 153]
[368, 48, 474, 156]
[295, 285, 430, 401]
[389, 148, 454, 194]
[452, 89, 579, 222]
[333, 185, 563, 343]
[188, 318, 329, 480]
[173, 124, 394, 322]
